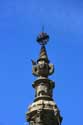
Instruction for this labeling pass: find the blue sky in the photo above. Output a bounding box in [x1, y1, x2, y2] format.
[0, 0, 83, 125]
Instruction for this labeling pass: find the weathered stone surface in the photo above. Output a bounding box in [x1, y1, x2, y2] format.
[26, 32, 62, 125]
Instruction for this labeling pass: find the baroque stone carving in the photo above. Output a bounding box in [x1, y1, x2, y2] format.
[26, 32, 62, 125]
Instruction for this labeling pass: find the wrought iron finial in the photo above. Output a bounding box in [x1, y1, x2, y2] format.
[36, 31, 49, 45]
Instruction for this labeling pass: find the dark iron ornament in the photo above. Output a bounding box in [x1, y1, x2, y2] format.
[37, 32, 49, 45]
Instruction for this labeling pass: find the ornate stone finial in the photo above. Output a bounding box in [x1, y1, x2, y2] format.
[32, 32, 54, 77]
[26, 31, 62, 125]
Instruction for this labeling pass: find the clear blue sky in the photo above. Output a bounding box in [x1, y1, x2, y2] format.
[0, 0, 82, 125]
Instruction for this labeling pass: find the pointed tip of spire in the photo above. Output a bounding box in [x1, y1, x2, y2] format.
[37, 45, 49, 63]
[36, 31, 50, 63]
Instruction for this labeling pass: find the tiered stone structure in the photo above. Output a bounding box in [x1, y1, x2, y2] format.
[26, 32, 62, 125]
